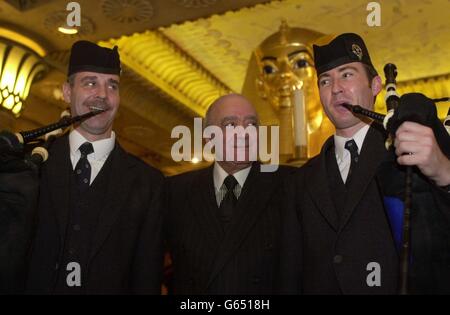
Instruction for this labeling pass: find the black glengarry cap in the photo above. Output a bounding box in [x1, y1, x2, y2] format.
[68, 40, 121, 77]
[313, 33, 377, 76]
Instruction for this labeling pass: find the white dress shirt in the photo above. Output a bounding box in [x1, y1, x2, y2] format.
[69, 129, 115, 185]
[213, 162, 252, 206]
[334, 124, 370, 183]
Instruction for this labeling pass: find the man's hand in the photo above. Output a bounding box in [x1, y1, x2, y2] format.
[395, 121, 450, 187]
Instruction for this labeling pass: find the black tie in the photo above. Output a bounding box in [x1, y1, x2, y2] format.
[344, 139, 359, 186]
[219, 175, 238, 228]
[75, 142, 94, 190]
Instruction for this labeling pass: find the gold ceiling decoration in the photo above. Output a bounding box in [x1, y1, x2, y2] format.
[173, 0, 219, 8]
[161, 0, 450, 92]
[99, 31, 231, 117]
[161, 0, 288, 92]
[101, 0, 155, 24]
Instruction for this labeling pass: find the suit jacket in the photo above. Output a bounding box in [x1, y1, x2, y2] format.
[279, 124, 399, 294]
[0, 161, 38, 294]
[164, 162, 295, 295]
[26, 135, 164, 294]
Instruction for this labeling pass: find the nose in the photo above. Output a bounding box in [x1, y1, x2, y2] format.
[331, 78, 343, 95]
[96, 83, 108, 99]
[280, 71, 291, 80]
[279, 63, 291, 80]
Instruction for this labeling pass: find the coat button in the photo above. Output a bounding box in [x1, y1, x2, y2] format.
[55, 263, 59, 270]
[73, 224, 81, 231]
[252, 277, 261, 284]
[333, 255, 343, 264]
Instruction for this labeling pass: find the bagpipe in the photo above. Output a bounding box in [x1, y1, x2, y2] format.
[0, 107, 104, 172]
[343, 63, 450, 295]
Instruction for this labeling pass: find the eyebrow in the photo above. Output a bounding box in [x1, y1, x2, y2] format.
[221, 115, 258, 122]
[80, 76, 98, 82]
[108, 78, 120, 85]
[79, 76, 119, 85]
[318, 65, 359, 80]
[287, 49, 309, 58]
[261, 56, 277, 62]
[337, 65, 358, 73]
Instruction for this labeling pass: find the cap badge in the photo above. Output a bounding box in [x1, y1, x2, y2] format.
[352, 44, 363, 60]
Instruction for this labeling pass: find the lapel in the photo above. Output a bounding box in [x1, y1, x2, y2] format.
[306, 137, 339, 231]
[189, 165, 225, 249]
[89, 143, 136, 261]
[206, 162, 275, 289]
[46, 136, 73, 243]
[338, 124, 388, 232]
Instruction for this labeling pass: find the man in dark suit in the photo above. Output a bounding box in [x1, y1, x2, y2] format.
[164, 93, 294, 294]
[280, 33, 450, 294]
[26, 41, 164, 294]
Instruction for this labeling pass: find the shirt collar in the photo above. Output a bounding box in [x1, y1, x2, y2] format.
[334, 124, 370, 162]
[213, 162, 252, 192]
[69, 129, 115, 161]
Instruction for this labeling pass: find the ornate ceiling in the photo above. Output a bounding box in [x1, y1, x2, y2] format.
[1, 0, 449, 174]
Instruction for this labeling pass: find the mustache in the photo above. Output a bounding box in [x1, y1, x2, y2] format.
[85, 99, 111, 112]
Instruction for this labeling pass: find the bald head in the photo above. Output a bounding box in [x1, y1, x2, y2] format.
[205, 93, 259, 128]
[204, 93, 259, 174]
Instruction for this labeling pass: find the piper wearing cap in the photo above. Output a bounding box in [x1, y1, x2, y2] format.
[64, 40, 121, 141]
[312, 33, 382, 138]
[280, 33, 450, 294]
[26, 41, 164, 294]
[279, 33, 399, 294]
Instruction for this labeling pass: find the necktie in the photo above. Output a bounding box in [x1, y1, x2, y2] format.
[219, 175, 239, 228]
[75, 142, 94, 189]
[344, 139, 359, 186]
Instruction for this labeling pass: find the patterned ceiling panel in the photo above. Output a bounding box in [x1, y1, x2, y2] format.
[99, 31, 231, 117]
[161, 0, 450, 92]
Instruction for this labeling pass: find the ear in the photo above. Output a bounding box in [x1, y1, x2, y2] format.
[371, 75, 382, 96]
[62, 82, 72, 103]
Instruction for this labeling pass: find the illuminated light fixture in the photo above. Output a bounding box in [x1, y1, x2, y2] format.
[58, 26, 79, 35]
[191, 157, 200, 164]
[0, 27, 46, 57]
[0, 38, 46, 117]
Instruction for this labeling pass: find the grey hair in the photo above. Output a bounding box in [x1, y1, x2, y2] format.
[67, 73, 77, 87]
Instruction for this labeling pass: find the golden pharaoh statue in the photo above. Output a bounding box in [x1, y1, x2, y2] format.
[242, 21, 335, 163]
